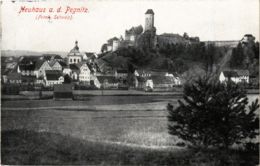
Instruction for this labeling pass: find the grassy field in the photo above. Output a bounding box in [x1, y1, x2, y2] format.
[1, 95, 259, 165]
[2, 129, 258, 165]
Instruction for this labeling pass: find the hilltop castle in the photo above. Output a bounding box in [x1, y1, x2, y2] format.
[102, 9, 200, 52]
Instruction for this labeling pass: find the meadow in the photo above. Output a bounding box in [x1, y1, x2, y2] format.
[1, 94, 259, 165]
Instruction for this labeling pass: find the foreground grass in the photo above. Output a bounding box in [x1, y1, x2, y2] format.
[2, 130, 259, 165]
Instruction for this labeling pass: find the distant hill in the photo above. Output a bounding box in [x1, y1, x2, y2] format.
[1, 50, 69, 58]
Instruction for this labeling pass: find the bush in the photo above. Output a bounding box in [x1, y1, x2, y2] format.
[168, 77, 259, 149]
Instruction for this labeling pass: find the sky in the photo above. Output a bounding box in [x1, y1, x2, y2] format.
[1, 0, 259, 53]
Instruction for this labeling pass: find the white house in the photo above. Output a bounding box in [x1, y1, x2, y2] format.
[76, 62, 91, 82]
[219, 70, 249, 84]
[34, 60, 52, 78]
[63, 67, 72, 76]
[44, 70, 64, 87]
[145, 79, 154, 89]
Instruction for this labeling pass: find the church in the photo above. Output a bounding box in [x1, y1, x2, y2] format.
[67, 41, 83, 65]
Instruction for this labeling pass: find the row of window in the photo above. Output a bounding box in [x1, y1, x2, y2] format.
[70, 58, 81, 63]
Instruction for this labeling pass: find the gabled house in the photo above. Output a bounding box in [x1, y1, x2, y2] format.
[17, 62, 36, 76]
[96, 76, 118, 89]
[35, 60, 52, 78]
[219, 70, 249, 84]
[76, 62, 91, 82]
[44, 70, 64, 87]
[151, 75, 175, 88]
[49, 60, 62, 71]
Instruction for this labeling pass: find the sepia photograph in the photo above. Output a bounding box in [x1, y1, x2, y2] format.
[1, 0, 259, 165]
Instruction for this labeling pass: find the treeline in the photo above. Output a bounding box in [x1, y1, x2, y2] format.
[115, 42, 224, 74]
[230, 42, 259, 76]
[230, 42, 259, 67]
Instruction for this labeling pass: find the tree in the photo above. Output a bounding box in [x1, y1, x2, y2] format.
[101, 44, 108, 53]
[64, 74, 72, 84]
[168, 77, 259, 149]
[230, 42, 244, 68]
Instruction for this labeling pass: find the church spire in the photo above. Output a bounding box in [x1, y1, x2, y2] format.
[74, 40, 79, 51]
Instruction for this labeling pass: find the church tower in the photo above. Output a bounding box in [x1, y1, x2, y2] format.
[145, 9, 154, 31]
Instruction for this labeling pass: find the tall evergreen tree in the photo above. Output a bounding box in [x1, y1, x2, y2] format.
[168, 77, 259, 149]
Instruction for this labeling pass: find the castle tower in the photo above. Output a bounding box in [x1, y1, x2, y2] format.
[145, 9, 154, 31]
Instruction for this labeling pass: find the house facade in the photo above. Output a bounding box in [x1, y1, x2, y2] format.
[44, 70, 64, 87]
[77, 62, 91, 82]
[35, 60, 52, 78]
[219, 70, 249, 83]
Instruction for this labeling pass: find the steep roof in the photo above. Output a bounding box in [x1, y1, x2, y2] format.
[96, 76, 118, 84]
[69, 64, 80, 71]
[235, 70, 249, 76]
[125, 25, 143, 35]
[49, 60, 60, 67]
[58, 61, 68, 67]
[145, 9, 154, 15]
[151, 75, 174, 84]
[76, 61, 87, 69]
[222, 70, 249, 77]
[45, 70, 63, 81]
[35, 60, 46, 70]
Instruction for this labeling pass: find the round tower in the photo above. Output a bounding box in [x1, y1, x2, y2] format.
[145, 9, 154, 31]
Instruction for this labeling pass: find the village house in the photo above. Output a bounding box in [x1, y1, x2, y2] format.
[90, 75, 101, 88]
[17, 57, 38, 76]
[115, 69, 128, 79]
[34, 60, 52, 78]
[96, 76, 119, 89]
[76, 62, 91, 83]
[219, 70, 249, 84]
[44, 70, 64, 87]
[150, 75, 175, 91]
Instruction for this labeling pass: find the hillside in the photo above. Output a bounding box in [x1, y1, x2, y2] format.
[99, 43, 233, 80]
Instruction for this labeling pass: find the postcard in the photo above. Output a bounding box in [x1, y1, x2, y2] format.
[1, 0, 259, 165]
